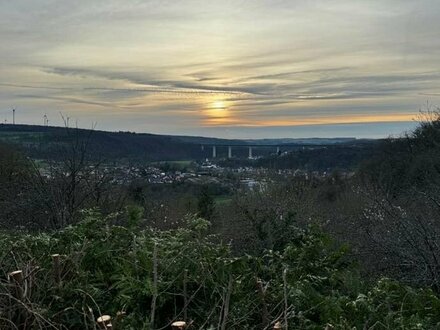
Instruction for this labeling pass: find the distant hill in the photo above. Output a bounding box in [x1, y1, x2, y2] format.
[0, 124, 205, 162]
[0, 124, 376, 164]
[243, 137, 360, 145]
[172, 135, 371, 146]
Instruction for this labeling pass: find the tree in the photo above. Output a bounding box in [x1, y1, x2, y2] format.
[0, 124, 127, 230]
[0, 142, 37, 228]
[197, 186, 215, 221]
[355, 109, 440, 290]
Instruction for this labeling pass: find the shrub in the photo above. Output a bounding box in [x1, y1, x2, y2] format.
[1, 211, 439, 329]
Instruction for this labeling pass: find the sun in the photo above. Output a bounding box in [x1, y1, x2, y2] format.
[203, 98, 233, 125]
[207, 100, 228, 118]
[212, 100, 226, 110]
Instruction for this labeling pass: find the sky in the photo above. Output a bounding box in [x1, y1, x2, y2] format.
[0, 0, 439, 139]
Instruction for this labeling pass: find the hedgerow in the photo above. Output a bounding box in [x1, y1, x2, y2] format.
[1, 210, 439, 329]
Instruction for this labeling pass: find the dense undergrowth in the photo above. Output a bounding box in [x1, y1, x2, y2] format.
[1, 210, 440, 329]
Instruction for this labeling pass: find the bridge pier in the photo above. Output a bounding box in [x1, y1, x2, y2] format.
[228, 146, 232, 158]
[276, 146, 280, 154]
[212, 145, 217, 158]
[248, 146, 253, 159]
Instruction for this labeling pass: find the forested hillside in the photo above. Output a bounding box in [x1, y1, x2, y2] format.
[0, 124, 203, 161]
[0, 124, 375, 169]
[1, 114, 440, 329]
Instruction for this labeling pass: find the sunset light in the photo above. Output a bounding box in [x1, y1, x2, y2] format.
[212, 100, 226, 111]
[2, 3, 440, 328]
[1, 1, 438, 138]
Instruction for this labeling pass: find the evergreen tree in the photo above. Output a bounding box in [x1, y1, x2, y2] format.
[197, 186, 215, 220]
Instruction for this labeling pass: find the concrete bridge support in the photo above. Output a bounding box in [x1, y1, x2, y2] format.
[228, 146, 232, 158]
[248, 146, 253, 159]
[212, 145, 217, 158]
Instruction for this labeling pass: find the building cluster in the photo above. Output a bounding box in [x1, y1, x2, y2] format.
[37, 159, 354, 192]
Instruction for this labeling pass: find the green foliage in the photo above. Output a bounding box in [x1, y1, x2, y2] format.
[126, 204, 144, 228]
[197, 186, 215, 221]
[1, 211, 440, 329]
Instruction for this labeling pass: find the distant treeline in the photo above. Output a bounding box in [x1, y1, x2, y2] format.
[0, 124, 203, 162]
[0, 124, 378, 170]
[219, 141, 378, 171]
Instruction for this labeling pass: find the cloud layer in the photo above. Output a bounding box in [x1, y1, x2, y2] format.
[0, 0, 439, 137]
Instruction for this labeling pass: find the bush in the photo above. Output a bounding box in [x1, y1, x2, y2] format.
[1, 210, 440, 329]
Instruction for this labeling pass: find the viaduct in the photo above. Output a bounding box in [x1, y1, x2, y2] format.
[200, 143, 330, 159]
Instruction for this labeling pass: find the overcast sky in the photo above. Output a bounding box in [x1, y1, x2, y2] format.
[0, 0, 439, 138]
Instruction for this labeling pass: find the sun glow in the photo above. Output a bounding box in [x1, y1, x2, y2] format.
[206, 99, 229, 118]
[212, 100, 226, 110]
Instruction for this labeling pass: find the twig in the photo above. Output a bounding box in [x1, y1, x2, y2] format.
[283, 268, 289, 330]
[256, 278, 270, 327]
[150, 241, 159, 329]
[220, 276, 233, 330]
[183, 269, 188, 322]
